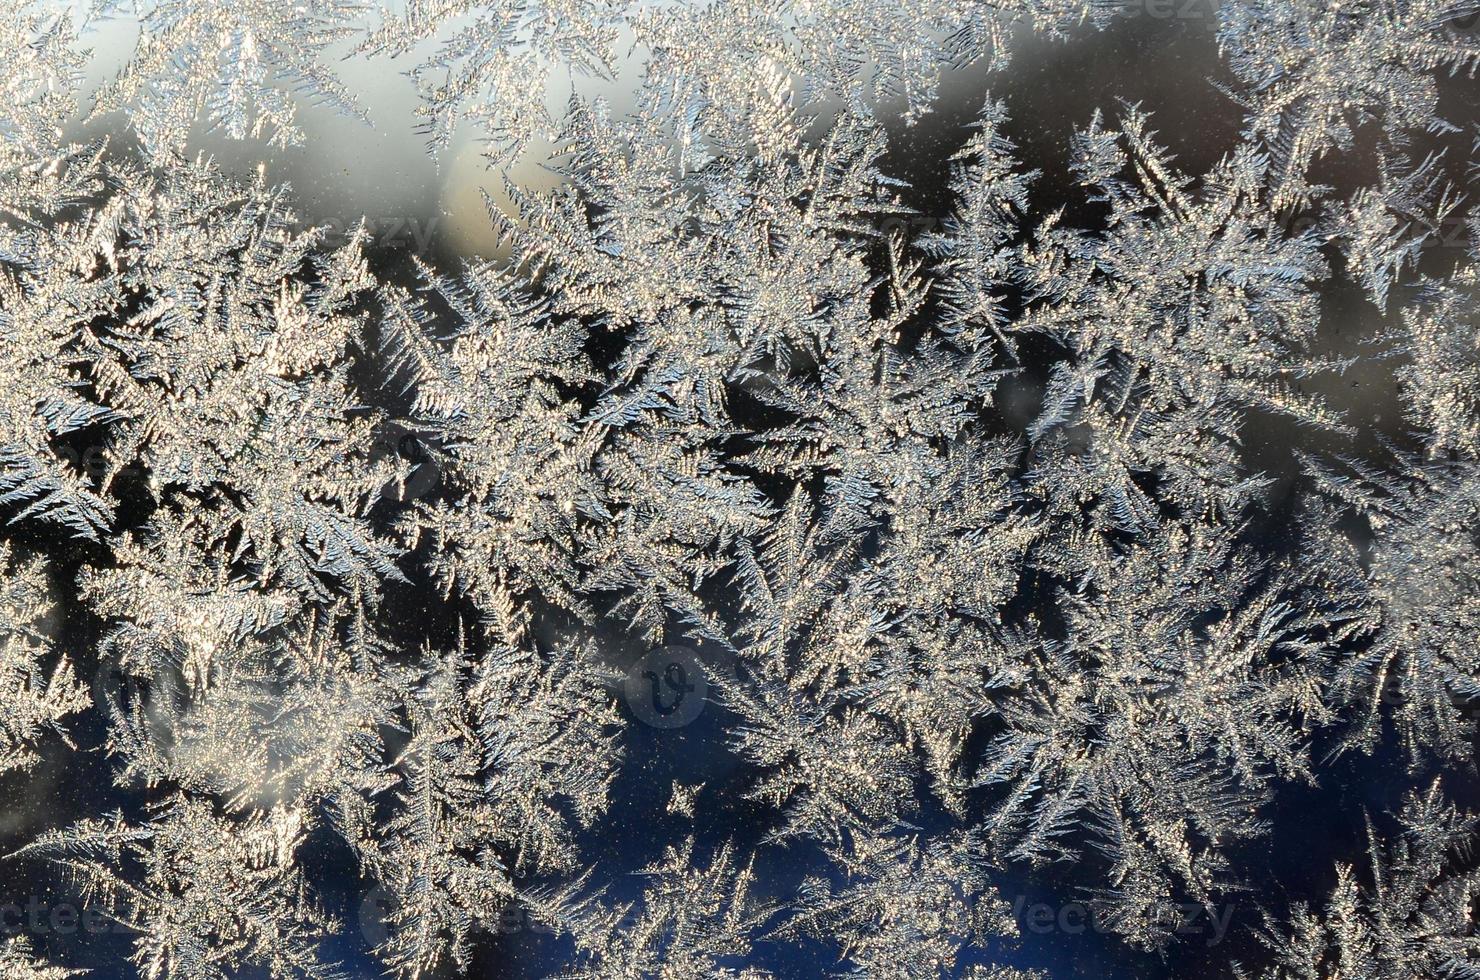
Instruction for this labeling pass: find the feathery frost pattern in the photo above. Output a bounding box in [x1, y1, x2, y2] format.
[1, 0, 1480, 977]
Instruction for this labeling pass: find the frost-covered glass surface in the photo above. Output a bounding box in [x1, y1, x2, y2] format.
[2, 1, 1480, 978]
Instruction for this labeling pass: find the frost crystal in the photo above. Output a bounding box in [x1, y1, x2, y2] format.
[2, 0, 1480, 977]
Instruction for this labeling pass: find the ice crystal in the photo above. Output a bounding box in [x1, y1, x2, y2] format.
[0, 937, 83, 980]
[528, 838, 776, 979]
[0, 545, 87, 774]
[13, 798, 343, 980]
[3, 0, 1480, 977]
[91, 0, 370, 159]
[1251, 781, 1480, 980]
